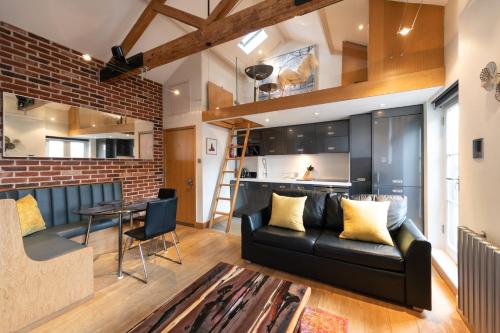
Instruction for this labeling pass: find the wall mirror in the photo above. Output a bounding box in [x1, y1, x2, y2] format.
[2, 92, 154, 159]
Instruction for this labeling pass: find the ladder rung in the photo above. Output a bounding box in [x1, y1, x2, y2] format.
[227, 157, 241, 160]
[231, 145, 244, 148]
[220, 183, 232, 187]
[215, 211, 230, 216]
[222, 170, 234, 173]
[213, 215, 228, 224]
[217, 197, 231, 201]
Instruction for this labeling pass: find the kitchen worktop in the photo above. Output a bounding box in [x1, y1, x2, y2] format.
[236, 178, 352, 187]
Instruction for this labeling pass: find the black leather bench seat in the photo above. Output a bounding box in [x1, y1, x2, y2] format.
[315, 230, 405, 272]
[253, 226, 322, 254]
[44, 217, 119, 239]
[23, 232, 85, 261]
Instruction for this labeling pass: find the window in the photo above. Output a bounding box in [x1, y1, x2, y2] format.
[46, 137, 89, 158]
[444, 102, 459, 258]
[238, 29, 268, 54]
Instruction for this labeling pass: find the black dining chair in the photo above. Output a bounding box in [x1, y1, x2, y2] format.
[122, 198, 181, 283]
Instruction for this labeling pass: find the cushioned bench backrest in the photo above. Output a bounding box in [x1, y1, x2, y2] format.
[0, 182, 122, 227]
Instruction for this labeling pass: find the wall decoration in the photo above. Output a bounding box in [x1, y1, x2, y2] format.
[258, 45, 319, 100]
[139, 131, 154, 159]
[206, 138, 217, 155]
[479, 61, 500, 102]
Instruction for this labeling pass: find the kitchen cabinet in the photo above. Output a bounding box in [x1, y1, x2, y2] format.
[313, 186, 350, 194]
[374, 185, 423, 232]
[230, 181, 248, 217]
[249, 182, 273, 209]
[349, 113, 372, 194]
[372, 105, 423, 232]
[373, 108, 422, 187]
[315, 120, 349, 153]
[285, 125, 316, 154]
[261, 128, 287, 155]
[236, 129, 262, 157]
[272, 183, 291, 191]
[291, 183, 314, 191]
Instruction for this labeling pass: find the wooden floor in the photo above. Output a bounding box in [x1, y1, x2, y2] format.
[29, 226, 469, 333]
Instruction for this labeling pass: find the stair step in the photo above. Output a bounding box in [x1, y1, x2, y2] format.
[213, 215, 228, 224]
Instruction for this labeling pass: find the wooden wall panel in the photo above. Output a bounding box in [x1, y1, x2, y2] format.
[368, 0, 444, 81]
[207, 81, 233, 110]
[342, 41, 368, 85]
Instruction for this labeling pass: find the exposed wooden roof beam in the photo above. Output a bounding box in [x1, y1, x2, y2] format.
[207, 0, 240, 24]
[107, 0, 344, 81]
[319, 8, 335, 54]
[152, 3, 206, 29]
[120, 0, 162, 57]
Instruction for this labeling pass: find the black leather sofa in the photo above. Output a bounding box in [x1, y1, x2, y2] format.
[241, 190, 432, 310]
[0, 181, 122, 260]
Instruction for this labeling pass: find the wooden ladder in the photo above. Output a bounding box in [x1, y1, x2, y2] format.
[208, 124, 251, 233]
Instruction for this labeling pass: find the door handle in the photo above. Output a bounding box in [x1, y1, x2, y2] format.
[186, 178, 193, 186]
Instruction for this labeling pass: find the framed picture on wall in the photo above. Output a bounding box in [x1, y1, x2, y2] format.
[206, 138, 217, 155]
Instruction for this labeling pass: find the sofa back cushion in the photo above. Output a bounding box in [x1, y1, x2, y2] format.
[272, 189, 327, 228]
[0, 182, 122, 228]
[324, 193, 348, 231]
[351, 194, 407, 232]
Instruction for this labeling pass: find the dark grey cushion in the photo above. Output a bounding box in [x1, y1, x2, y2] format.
[46, 218, 119, 239]
[351, 194, 408, 231]
[271, 189, 327, 228]
[315, 230, 405, 272]
[23, 231, 85, 261]
[324, 193, 348, 231]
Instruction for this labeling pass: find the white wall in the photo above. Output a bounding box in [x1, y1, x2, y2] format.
[458, 0, 500, 245]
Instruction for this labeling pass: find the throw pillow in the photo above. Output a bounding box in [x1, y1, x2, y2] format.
[16, 194, 46, 236]
[339, 198, 394, 246]
[268, 193, 307, 232]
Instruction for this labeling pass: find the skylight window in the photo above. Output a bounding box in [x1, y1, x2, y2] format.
[238, 29, 268, 54]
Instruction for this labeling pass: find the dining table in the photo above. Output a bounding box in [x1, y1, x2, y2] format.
[73, 198, 159, 279]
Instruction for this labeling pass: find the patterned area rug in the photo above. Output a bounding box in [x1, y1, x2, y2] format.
[299, 307, 348, 333]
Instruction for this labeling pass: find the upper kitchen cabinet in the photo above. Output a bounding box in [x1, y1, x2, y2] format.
[261, 127, 287, 155]
[237, 129, 262, 156]
[286, 125, 316, 154]
[315, 120, 349, 153]
[372, 106, 422, 187]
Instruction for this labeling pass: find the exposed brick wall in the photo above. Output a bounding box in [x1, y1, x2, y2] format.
[0, 22, 164, 200]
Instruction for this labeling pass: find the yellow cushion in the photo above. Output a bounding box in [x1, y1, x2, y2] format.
[16, 194, 46, 236]
[340, 198, 394, 246]
[268, 193, 307, 232]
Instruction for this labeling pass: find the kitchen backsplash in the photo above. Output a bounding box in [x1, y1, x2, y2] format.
[242, 153, 350, 180]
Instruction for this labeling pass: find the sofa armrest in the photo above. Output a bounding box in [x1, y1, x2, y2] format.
[241, 207, 268, 236]
[395, 218, 432, 310]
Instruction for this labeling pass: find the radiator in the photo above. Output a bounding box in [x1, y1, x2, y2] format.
[458, 226, 500, 333]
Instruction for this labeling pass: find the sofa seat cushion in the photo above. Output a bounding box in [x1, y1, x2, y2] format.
[23, 231, 85, 261]
[253, 226, 322, 254]
[315, 230, 404, 272]
[46, 217, 119, 239]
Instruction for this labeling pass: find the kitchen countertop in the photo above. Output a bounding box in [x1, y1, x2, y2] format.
[235, 178, 352, 187]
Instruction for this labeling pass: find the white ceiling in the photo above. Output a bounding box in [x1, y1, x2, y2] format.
[244, 87, 441, 128]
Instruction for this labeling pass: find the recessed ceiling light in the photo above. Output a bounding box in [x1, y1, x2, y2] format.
[82, 54, 92, 61]
[258, 49, 263, 55]
[172, 89, 180, 95]
[50, 117, 55, 121]
[265, 118, 270, 122]
[314, 112, 320, 116]
[92, 124, 96, 127]
[358, 24, 364, 31]
[398, 27, 412, 36]
[380, 103, 386, 107]
[215, 106, 220, 110]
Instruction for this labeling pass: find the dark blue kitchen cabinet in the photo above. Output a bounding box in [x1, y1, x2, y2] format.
[261, 128, 287, 155]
